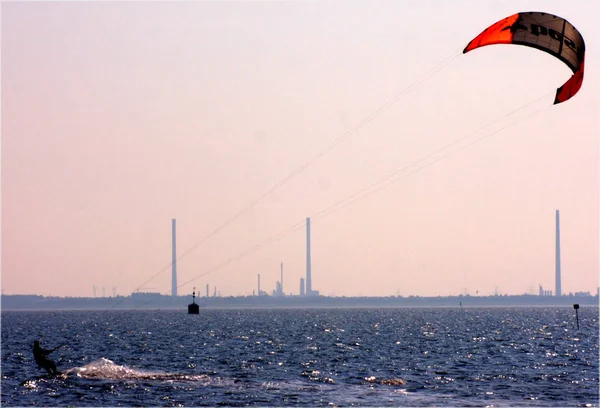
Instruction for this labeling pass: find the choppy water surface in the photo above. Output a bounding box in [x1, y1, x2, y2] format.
[1, 307, 598, 406]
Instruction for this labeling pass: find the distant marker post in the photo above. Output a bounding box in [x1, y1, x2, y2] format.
[573, 304, 580, 330]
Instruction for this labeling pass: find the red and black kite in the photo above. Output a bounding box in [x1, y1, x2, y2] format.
[463, 12, 585, 104]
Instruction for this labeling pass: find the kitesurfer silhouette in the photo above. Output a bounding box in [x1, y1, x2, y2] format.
[33, 340, 62, 375]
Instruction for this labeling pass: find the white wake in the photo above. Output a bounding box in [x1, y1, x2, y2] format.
[64, 358, 210, 381]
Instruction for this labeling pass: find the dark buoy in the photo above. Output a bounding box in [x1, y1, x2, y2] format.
[188, 288, 199, 314]
[573, 304, 580, 330]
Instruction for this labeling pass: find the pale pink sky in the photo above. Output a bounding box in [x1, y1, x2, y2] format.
[2, 1, 598, 298]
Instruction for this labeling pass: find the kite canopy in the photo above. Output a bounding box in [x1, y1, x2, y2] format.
[463, 12, 585, 104]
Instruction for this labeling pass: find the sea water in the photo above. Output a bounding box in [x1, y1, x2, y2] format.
[1, 307, 598, 406]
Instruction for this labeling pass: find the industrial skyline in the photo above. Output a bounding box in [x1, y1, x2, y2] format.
[78, 209, 599, 298]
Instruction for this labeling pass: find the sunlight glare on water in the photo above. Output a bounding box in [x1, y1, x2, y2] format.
[1, 308, 598, 407]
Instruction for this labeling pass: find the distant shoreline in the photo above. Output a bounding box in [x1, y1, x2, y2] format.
[2, 293, 598, 311]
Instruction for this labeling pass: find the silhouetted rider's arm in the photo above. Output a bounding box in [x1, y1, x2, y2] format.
[39, 344, 62, 356]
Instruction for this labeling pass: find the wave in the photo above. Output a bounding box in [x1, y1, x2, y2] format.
[63, 358, 211, 382]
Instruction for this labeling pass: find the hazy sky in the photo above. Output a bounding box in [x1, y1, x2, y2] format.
[2, 1, 598, 298]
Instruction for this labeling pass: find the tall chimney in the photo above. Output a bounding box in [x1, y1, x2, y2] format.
[306, 217, 312, 295]
[172, 218, 177, 297]
[258, 274, 261, 295]
[281, 262, 284, 295]
[555, 210, 562, 297]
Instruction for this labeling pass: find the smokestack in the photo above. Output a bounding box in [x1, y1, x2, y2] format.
[172, 219, 177, 297]
[306, 217, 312, 295]
[281, 262, 284, 295]
[555, 210, 562, 297]
[258, 274, 261, 295]
[206, 284, 209, 298]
